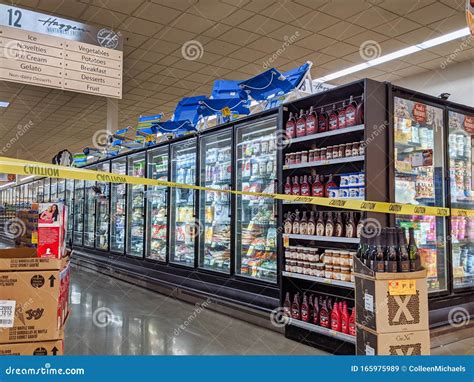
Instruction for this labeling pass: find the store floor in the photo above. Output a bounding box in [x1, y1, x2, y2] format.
[66, 264, 474, 355]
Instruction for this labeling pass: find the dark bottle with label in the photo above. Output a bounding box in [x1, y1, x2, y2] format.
[408, 227, 420, 271]
[365, 234, 375, 269]
[291, 292, 301, 320]
[356, 93, 364, 124]
[385, 228, 398, 273]
[319, 297, 330, 328]
[325, 212, 334, 237]
[286, 112, 296, 139]
[306, 106, 317, 135]
[284, 176, 292, 195]
[345, 95, 358, 127]
[300, 211, 308, 235]
[397, 227, 410, 272]
[300, 175, 310, 196]
[356, 226, 367, 259]
[373, 229, 385, 272]
[313, 295, 320, 325]
[324, 174, 337, 198]
[301, 294, 310, 322]
[328, 104, 339, 131]
[316, 211, 325, 236]
[318, 107, 328, 132]
[312, 174, 324, 197]
[308, 211, 316, 236]
[292, 176, 300, 195]
[338, 101, 346, 129]
[346, 211, 356, 238]
[334, 212, 344, 237]
[296, 109, 307, 138]
[292, 210, 300, 235]
[283, 292, 291, 317]
[284, 213, 292, 234]
[356, 212, 365, 238]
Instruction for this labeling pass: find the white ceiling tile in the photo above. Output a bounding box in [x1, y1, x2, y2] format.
[405, 2, 457, 25]
[186, 0, 237, 21]
[133, 2, 181, 24]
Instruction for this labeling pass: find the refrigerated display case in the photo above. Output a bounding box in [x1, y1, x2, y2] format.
[393, 94, 447, 292]
[235, 117, 278, 282]
[50, 178, 58, 202]
[37, 180, 44, 203]
[44, 178, 50, 202]
[198, 131, 232, 273]
[65, 179, 74, 244]
[169, 139, 197, 267]
[73, 180, 85, 246]
[57, 179, 65, 202]
[96, 162, 110, 251]
[110, 157, 126, 253]
[83, 171, 96, 248]
[146, 147, 168, 262]
[127, 153, 145, 257]
[448, 108, 474, 290]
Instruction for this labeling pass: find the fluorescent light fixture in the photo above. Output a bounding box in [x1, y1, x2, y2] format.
[21, 175, 35, 182]
[315, 27, 471, 83]
[0, 101, 10, 108]
[0, 182, 14, 189]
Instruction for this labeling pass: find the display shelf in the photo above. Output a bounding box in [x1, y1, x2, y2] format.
[282, 271, 354, 289]
[283, 234, 360, 244]
[283, 155, 364, 170]
[288, 124, 364, 144]
[282, 197, 364, 205]
[288, 319, 356, 344]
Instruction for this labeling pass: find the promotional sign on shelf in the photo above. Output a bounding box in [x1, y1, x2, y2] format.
[0, 4, 123, 98]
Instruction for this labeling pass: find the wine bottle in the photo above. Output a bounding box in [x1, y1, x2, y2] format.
[408, 227, 420, 271]
[397, 227, 410, 272]
[385, 228, 398, 273]
[373, 229, 385, 272]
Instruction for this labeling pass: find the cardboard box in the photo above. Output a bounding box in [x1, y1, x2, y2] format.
[356, 324, 430, 355]
[0, 248, 70, 343]
[354, 257, 428, 333]
[0, 338, 63, 355]
[37, 203, 67, 259]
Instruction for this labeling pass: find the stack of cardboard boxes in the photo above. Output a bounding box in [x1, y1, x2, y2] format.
[0, 203, 69, 355]
[354, 257, 430, 355]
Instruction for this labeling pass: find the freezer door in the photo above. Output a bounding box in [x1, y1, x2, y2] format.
[73, 180, 84, 246]
[110, 158, 127, 253]
[169, 138, 197, 267]
[95, 162, 110, 251]
[83, 179, 96, 248]
[65, 179, 74, 245]
[235, 117, 278, 283]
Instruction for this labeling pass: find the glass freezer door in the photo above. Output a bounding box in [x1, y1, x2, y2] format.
[44, 178, 50, 202]
[65, 179, 74, 245]
[84, 176, 96, 248]
[448, 109, 474, 290]
[146, 147, 168, 262]
[73, 180, 84, 246]
[235, 118, 278, 283]
[126, 153, 146, 257]
[198, 131, 232, 273]
[37, 180, 44, 203]
[110, 158, 127, 253]
[393, 96, 447, 292]
[96, 162, 110, 251]
[169, 138, 197, 267]
[50, 178, 58, 202]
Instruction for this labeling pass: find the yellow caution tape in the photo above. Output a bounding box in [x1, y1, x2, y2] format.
[0, 156, 471, 218]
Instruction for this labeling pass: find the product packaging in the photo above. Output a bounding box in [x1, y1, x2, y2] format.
[37, 203, 67, 259]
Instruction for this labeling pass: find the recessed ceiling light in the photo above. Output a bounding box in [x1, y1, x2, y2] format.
[314, 27, 471, 83]
[0, 101, 10, 108]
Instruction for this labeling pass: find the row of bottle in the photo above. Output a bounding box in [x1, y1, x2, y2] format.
[283, 292, 355, 335]
[284, 174, 336, 197]
[356, 226, 420, 273]
[283, 210, 363, 238]
[286, 95, 364, 139]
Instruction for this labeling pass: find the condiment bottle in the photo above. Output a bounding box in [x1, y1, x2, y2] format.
[325, 212, 334, 237]
[307, 211, 316, 236]
[330, 302, 342, 332]
[284, 176, 292, 195]
[300, 175, 310, 196]
[312, 174, 324, 197]
[316, 212, 325, 236]
[313, 296, 320, 325]
[356, 212, 364, 238]
[292, 176, 300, 196]
[328, 104, 338, 131]
[291, 293, 301, 320]
[286, 112, 296, 138]
[341, 301, 350, 334]
[348, 308, 356, 336]
[338, 101, 346, 129]
[324, 174, 337, 197]
[334, 212, 344, 237]
[284, 213, 292, 234]
[300, 294, 310, 322]
[319, 297, 330, 328]
[345, 95, 358, 127]
[300, 211, 308, 235]
[305, 106, 317, 135]
[318, 107, 328, 132]
[292, 210, 300, 235]
[356, 93, 364, 124]
[296, 109, 307, 137]
[345, 211, 356, 238]
[283, 292, 291, 317]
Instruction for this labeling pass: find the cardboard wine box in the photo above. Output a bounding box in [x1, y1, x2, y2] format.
[356, 324, 430, 355]
[0, 247, 70, 344]
[0, 336, 63, 356]
[354, 257, 428, 333]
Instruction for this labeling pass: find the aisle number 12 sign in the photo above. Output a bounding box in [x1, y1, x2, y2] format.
[0, 5, 124, 98]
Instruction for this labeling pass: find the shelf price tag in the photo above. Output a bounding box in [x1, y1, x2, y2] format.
[283, 235, 289, 247]
[388, 280, 416, 295]
[221, 107, 231, 117]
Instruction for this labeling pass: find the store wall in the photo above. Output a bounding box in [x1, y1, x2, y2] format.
[393, 61, 474, 107]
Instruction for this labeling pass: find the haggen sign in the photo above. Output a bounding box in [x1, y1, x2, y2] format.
[0, 5, 123, 98]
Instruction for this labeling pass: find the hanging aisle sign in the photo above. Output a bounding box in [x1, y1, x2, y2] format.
[0, 4, 123, 98]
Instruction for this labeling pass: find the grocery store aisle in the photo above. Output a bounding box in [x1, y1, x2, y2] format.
[65, 264, 322, 355]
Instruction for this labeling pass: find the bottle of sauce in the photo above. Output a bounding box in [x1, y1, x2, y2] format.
[345, 95, 358, 127]
[284, 176, 292, 195]
[341, 301, 350, 334]
[286, 112, 296, 138]
[312, 174, 324, 197]
[316, 212, 325, 236]
[283, 292, 291, 317]
[397, 227, 410, 272]
[385, 228, 398, 273]
[356, 212, 364, 238]
[348, 308, 356, 336]
[292, 176, 300, 196]
[307, 211, 316, 235]
[306, 106, 317, 135]
[292, 210, 300, 235]
[296, 109, 307, 137]
[338, 101, 346, 129]
[328, 104, 338, 131]
[291, 293, 301, 320]
[319, 297, 330, 328]
[313, 296, 320, 325]
[300, 211, 308, 235]
[318, 107, 328, 133]
[300, 175, 310, 196]
[300, 294, 310, 322]
[284, 213, 292, 234]
[324, 174, 337, 197]
[335, 212, 344, 237]
[408, 227, 420, 271]
[325, 212, 334, 237]
[356, 93, 364, 124]
[331, 302, 342, 332]
[345, 211, 356, 238]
